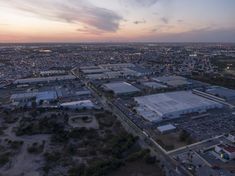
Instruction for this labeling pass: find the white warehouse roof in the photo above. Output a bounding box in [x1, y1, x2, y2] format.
[60, 100, 94, 109]
[157, 124, 176, 133]
[103, 82, 140, 95]
[11, 91, 58, 102]
[135, 91, 223, 122]
[14, 75, 76, 84]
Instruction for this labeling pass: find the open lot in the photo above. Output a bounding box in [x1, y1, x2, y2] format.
[0, 108, 163, 176]
[157, 131, 193, 150]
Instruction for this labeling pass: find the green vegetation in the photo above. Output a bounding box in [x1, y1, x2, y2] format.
[0, 152, 10, 166]
[27, 141, 45, 154]
[8, 140, 24, 150]
[179, 130, 193, 144]
[15, 112, 69, 136]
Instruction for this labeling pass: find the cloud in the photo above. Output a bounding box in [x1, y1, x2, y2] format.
[161, 17, 169, 24]
[133, 0, 159, 7]
[133, 19, 146, 25]
[141, 27, 235, 42]
[76, 26, 103, 35]
[177, 19, 183, 23]
[151, 24, 174, 33]
[2, 0, 122, 32]
[120, 0, 159, 7]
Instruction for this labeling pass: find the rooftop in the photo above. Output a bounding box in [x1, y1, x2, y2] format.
[157, 124, 176, 132]
[152, 76, 191, 87]
[206, 86, 235, 100]
[135, 91, 222, 120]
[103, 81, 140, 95]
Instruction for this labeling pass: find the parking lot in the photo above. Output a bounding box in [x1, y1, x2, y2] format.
[175, 110, 235, 140]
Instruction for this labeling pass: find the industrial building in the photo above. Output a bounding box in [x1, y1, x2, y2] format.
[215, 144, 235, 160]
[142, 82, 167, 89]
[40, 70, 66, 76]
[134, 91, 223, 122]
[227, 132, 235, 143]
[152, 76, 191, 87]
[60, 100, 95, 109]
[103, 82, 140, 95]
[206, 86, 235, 101]
[14, 75, 76, 84]
[157, 124, 176, 134]
[81, 63, 153, 80]
[10, 91, 58, 103]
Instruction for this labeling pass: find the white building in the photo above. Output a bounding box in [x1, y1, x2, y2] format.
[215, 144, 235, 160]
[157, 124, 176, 134]
[103, 82, 140, 95]
[10, 91, 58, 104]
[134, 91, 223, 122]
[60, 100, 95, 109]
[227, 133, 235, 143]
[14, 75, 76, 84]
[152, 76, 191, 87]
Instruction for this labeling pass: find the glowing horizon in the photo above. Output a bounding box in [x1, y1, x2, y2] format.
[0, 0, 235, 43]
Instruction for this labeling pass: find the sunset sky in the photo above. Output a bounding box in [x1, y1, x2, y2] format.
[0, 0, 235, 42]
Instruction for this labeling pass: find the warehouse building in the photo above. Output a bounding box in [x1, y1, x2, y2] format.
[134, 91, 223, 122]
[215, 144, 235, 160]
[10, 91, 58, 103]
[142, 82, 168, 89]
[157, 124, 176, 134]
[152, 76, 191, 87]
[103, 81, 140, 95]
[82, 63, 153, 80]
[14, 75, 76, 84]
[60, 100, 95, 109]
[206, 86, 235, 101]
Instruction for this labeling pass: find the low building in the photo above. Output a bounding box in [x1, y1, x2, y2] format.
[142, 81, 167, 89]
[14, 75, 76, 84]
[103, 82, 140, 95]
[206, 86, 235, 101]
[215, 144, 235, 160]
[10, 91, 58, 104]
[157, 124, 176, 134]
[152, 76, 191, 87]
[60, 100, 95, 109]
[40, 70, 66, 76]
[75, 90, 91, 96]
[227, 132, 235, 143]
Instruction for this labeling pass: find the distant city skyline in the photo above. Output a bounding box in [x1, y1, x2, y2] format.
[0, 0, 235, 43]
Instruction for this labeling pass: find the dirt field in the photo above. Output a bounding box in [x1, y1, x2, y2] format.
[158, 131, 188, 150]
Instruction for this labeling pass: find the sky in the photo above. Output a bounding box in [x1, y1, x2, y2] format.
[0, 0, 235, 43]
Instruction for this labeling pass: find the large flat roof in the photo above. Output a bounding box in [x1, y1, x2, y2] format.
[152, 76, 191, 87]
[206, 86, 235, 100]
[60, 100, 94, 108]
[135, 91, 222, 121]
[14, 75, 76, 84]
[11, 91, 58, 101]
[103, 82, 140, 94]
[143, 82, 167, 89]
[157, 124, 176, 133]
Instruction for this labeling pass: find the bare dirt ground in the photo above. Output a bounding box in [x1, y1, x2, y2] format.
[0, 116, 50, 176]
[158, 131, 188, 149]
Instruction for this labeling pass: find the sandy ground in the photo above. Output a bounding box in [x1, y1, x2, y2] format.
[69, 115, 99, 129]
[0, 119, 50, 176]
